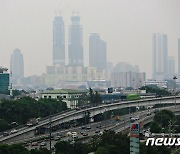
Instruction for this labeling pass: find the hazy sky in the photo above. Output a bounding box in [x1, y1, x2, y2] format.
[0, 0, 180, 78]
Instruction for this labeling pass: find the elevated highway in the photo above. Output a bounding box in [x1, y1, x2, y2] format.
[1, 96, 180, 143]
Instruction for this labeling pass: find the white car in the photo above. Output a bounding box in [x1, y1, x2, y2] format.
[10, 129, 18, 134]
[147, 112, 151, 116]
[134, 116, 139, 120]
[40, 141, 46, 146]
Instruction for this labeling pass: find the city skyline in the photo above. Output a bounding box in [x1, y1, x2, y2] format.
[0, 0, 180, 78]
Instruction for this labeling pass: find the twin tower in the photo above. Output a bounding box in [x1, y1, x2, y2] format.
[53, 15, 83, 66]
[53, 15, 107, 70]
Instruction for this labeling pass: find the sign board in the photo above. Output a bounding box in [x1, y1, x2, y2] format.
[130, 123, 139, 154]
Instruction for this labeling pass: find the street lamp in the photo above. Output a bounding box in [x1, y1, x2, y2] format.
[173, 76, 177, 108]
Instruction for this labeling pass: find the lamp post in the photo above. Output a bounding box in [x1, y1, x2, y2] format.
[173, 76, 177, 108]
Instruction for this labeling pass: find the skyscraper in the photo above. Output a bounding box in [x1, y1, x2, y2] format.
[53, 16, 65, 66]
[89, 33, 107, 70]
[167, 57, 175, 79]
[68, 15, 83, 66]
[10, 48, 24, 84]
[178, 38, 180, 76]
[152, 33, 168, 80]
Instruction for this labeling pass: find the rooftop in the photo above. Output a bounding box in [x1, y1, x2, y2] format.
[0, 67, 8, 73]
[42, 89, 88, 94]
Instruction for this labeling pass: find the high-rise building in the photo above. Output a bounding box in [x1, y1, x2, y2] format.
[10, 48, 24, 84]
[152, 33, 168, 80]
[89, 33, 107, 70]
[53, 16, 65, 66]
[106, 62, 113, 80]
[68, 15, 83, 66]
[0, 67, 9, 94]
[178, 38, 180, 76]
[167, 57, 175, 79]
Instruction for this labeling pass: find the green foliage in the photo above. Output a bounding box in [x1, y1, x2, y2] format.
[0, 144, 29, 154]
[77, 93, 89, 107]
[0, 97, 67, 130]
[87, 131, 129, 154]
[89, 88, 102, 105]
[140, 142, 171, 154]
[95, 147, 109, 154]
[150, 110, 176, 133]
[150, 122, 161, 133]
[55, 141, 73, 154]
[140, 86, 171, 96]
[30, 148, 51, 154]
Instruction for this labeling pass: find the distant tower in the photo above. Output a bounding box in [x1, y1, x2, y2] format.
[178, 38, 180, 77]
[167, 57, 175, 79]
[152, 33, 168, 80]
[89, 33, 107, 70]
[10, 48, 24, 84]
[53, 15, 65, 66]
[68, 14, 83, 66]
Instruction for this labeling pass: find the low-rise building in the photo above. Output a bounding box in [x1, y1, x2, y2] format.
[43, 65, 106, 86]
[41, 89, 88, 108]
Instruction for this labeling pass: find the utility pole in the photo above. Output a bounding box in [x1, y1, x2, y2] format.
[49, 111, 52, 153]
[173, 76, 177, 108]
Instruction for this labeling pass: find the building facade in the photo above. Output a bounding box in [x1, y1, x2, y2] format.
[0, 67, 9, 94]
[167, 56, 175, 79]
[178, 38, 180, 80]
[41, 89, 88, 108]
[152, 33, 168, 80]
[53, 16, 65, 66]
[111, 72, 146, 89]
[10, 48, 24, 84]
[89, 33, 107, 70]
[43, 65, 106, 86]
[68, 15, 83, 66]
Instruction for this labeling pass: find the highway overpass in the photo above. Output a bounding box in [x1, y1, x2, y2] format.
[0, 96, 180, 143]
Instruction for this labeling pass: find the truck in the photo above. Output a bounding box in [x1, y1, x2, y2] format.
[113, 115, 120, 121]
[26, 118, 39, 127]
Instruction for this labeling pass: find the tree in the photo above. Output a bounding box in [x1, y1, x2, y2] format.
[150, 121, 161, 133]
[140, 142, 171, 154]
[55, 141, 73, 154]
[89, 88, 94, 104]
[95, 147, 109, 154]
[154, 110, 175, 129]
[94, 91, 102, 105]
[0, 144, 29, 154]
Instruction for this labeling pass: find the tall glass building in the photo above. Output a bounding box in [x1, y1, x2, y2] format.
[53, 16, 65, 66]
[10, 48, 24, 84]
[89, 33, 107, 70]
[0, 67, 9, 94]
[178, 38, 180, 76]
[68, 15, 83, 66]
[152, 33, 168, 80]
